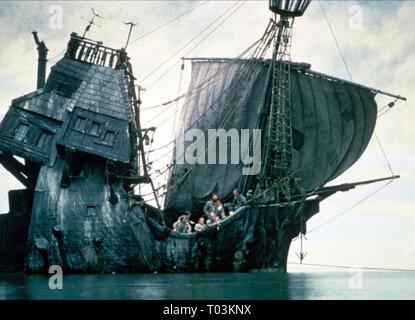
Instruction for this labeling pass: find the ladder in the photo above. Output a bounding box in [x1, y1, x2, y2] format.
[258, 16, 299, 203]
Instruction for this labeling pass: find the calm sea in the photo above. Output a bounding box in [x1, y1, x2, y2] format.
[0, 270, 414, 300]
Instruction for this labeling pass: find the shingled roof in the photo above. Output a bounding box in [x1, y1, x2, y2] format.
[11, 89, 68, 121]
[10, 55, 134, 124]
[55, 58, 134, 122]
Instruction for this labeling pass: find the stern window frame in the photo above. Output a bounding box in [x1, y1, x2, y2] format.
[14, 123, 30, 142]
[73, 116, 87, 132]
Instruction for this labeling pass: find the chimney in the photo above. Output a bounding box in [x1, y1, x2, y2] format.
[32, 31, 49, 89]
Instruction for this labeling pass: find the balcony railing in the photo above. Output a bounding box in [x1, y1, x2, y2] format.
[65, 33, 128, 69]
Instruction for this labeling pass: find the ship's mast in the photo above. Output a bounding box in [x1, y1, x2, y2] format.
[256, 0, 311, 203]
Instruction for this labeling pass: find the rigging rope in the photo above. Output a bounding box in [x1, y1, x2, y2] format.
[139, 1, 241, 84]
[164, 61, 185, 182]
[49, 48, 66, 62]
[128, 1, 209, 45]
[374, 100, 397, 175]
[140, 37, 264, 113]
[374, 132, 394, 175]
[143, 101, 180, 128]
[290, 179, 395, 243]
[172, 62, 184, 137]
[182, 2, 248, 60]
[319, 1, 353, 81]
[144, 1, 248, 91]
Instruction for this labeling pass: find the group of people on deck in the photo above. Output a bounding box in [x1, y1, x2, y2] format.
[172, 188, 247, 234]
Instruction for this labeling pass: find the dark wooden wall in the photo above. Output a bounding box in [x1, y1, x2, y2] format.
[0, 189, 33, 272]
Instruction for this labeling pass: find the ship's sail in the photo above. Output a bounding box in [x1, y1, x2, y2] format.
[164, 58, 377, 213]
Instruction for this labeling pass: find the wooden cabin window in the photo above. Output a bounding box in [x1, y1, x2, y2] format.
[55, 82, 71, 97]
[36, 131, 52, 149]
[73, 116, 87, 132]
[15, 123, 29, 142]
[88, 121, 101, 136]
[103, 130, 115, 146]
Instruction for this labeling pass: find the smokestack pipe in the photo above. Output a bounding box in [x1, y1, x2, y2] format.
[32, 31, 49, 89]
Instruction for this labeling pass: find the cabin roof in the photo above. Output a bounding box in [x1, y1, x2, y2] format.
[12, 89, 69, 121]
[10, 56, 134, 124]
[51, 57, 134, 122]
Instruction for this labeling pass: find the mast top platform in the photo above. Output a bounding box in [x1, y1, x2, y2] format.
[269, 0, 311, 17]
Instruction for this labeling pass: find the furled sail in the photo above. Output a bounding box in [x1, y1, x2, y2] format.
[164, 58, 377, 213]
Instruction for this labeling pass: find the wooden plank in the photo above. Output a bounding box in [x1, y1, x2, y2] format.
[0, 152, 35, 188]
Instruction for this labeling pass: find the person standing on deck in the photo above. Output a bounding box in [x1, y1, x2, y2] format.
[173, 212, 192, 233]
[206, 212, 221, 227]
[194, 217, 208, 232]
[225, 188, 247, 215]
[203, 194, 225, 219]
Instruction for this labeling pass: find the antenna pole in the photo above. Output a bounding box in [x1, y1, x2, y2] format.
[123, 22, 137, 49]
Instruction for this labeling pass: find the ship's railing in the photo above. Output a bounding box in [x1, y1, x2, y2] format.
[65, 33, 128, 69]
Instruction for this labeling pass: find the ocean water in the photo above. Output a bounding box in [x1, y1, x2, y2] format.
[0, 271, 414, 300]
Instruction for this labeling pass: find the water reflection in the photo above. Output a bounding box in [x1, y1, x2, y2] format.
[1, 272, 291, 300]
[0, 273, 30, 300]
[0, 271, 414, 300]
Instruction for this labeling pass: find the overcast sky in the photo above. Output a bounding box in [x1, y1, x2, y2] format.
[0, 1, 414, 271]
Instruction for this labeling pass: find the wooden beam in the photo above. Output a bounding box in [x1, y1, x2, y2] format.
[0, 152, 35, 189]
[314, 175, 400, 201]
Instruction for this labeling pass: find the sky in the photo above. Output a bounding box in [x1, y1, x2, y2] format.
[0, 0, 414, 272]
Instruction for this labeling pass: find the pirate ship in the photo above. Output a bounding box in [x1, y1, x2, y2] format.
[0, 1, 406, 273]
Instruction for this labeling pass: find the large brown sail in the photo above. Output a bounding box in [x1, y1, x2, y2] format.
[164, 58, 378, 213]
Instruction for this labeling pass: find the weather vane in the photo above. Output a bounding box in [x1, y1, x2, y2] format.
[81, 8, 103, 38]
[123, 21, 137, 49]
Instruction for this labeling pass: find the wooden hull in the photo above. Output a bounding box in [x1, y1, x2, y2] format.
[0, 173, 319, 274]
[145, 201, 319, 273]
